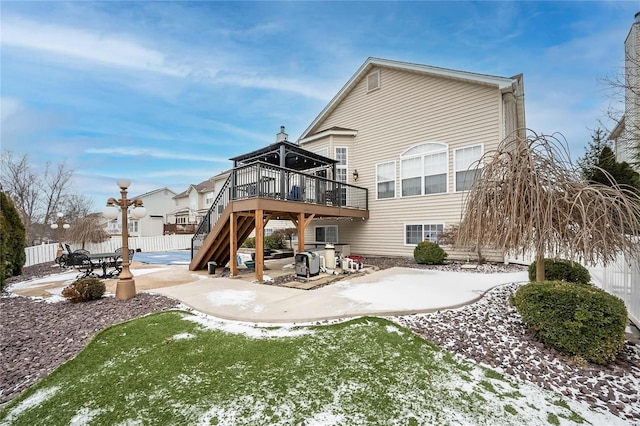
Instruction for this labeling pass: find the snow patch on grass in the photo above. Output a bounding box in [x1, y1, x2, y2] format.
[0, 386, 60, 424]
[172, 332, 195, 340]
[183, 313, 314, 339]
[69, 407, 102, 425]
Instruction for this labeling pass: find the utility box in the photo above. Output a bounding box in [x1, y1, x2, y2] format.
[207, 261, 217, 274]
[325, 244, 336, 269]
[295, 252, 320, 277]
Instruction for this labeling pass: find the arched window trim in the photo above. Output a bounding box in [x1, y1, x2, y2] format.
[400, 142, 449, 197]
[400, 142, 448, 159]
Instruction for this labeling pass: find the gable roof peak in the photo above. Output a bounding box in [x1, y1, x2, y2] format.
[299, 57, 521, 140]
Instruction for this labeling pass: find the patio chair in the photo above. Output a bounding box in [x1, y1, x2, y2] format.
[66, 252, 95, 279]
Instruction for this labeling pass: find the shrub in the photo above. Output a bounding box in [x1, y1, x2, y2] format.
[0, 192, 26, 290]
[264, 234, 284, 250]
[242, 237, 256, 248]
[513, 281, 627, 364]
[528, 258, 590, 284]
[413, 241, 448, 265]
[62, 277, 106, 302]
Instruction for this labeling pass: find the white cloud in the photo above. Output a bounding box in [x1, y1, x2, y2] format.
[1, 16, 187, 77]
[0, 97, 23, 121]
[84, 147, 228, 163]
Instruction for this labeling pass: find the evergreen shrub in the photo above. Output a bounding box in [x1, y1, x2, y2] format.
[413, 241, 448, 265]
[528, 258, 590, 284]
[62, 277, 106, 302]
[513, 281, 627, 365]
[242, 237, 256, 248]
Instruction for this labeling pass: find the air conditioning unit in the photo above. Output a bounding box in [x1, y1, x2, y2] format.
[295, 252, 320, 277]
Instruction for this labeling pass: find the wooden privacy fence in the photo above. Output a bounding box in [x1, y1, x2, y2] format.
[24, 235, 194, 267]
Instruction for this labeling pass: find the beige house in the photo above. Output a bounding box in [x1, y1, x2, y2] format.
[610, 13, 640, 172]
[297, 57, 525, 257]
[188, 57, 524, 280]
[106, 187, 177, 237]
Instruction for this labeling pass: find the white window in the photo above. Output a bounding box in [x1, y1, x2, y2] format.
[128, 220, 139, 234]
[315, 225, 338, 243]
[405, 223, 444, 245]
[376, 161, 396, 199]
[335, 147, 348, 206]
[455, 145, 483, 192]
[400, 143, 448, 196]
[265, 228, 273, 236]
[205, 191, 214, 205]
[367, 70, 380, 92]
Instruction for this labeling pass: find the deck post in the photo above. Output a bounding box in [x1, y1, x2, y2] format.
[255, 209, 264, 282]
[229, 211, 238, 276]
[297, 212, 305, 254]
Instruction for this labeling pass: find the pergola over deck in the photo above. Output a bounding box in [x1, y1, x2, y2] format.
[190, 137, 368, 281]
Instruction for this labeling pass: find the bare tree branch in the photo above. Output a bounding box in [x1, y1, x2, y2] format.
[457, 130, 640, 281]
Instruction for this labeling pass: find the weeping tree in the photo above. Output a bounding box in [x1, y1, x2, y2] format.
[457, 130, 640, 281]
[65, 213, 110, 249]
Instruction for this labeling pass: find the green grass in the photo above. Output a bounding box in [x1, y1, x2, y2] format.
[0, 312, 614, 425]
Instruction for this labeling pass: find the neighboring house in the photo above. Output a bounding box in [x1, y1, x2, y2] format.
[171, 173, 227, 228]
[105, 187, 177, 237]
[610, 13, 640, 172]
[297, 57, 525, 257]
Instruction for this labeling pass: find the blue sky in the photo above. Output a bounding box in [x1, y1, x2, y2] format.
[1, 1, 637, 209]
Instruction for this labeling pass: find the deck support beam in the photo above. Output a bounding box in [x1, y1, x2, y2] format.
[288, 212, 314, 254]
[255, 209, 265, 282]
[229, 212, 238, 277]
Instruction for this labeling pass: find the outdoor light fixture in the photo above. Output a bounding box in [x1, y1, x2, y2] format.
[103, 179, 147, 300]
[50, 212, 70, 252]
[353, 169, 359, 181]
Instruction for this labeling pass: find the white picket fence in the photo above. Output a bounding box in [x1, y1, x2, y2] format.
[24, 235, 194, 267]
[591, 254, 640, 329]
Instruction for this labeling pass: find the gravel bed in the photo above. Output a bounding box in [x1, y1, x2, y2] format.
[397, 283, 640, 423]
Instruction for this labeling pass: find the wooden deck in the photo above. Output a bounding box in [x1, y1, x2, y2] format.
[189, 198, 368, 281]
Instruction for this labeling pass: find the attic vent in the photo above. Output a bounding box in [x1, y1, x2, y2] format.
[367, 70, 380, 93]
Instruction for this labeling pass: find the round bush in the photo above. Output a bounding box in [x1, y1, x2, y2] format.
[528, 258, 590, 284]
[62, 277, 106, 302]
[413, 241, 448, 265]
[513, 281, 627, 365]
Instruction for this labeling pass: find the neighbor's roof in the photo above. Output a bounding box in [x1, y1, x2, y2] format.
[174, 170, 231, 199]
[299, 57, 521, 140]
[132, 187, 177, 199]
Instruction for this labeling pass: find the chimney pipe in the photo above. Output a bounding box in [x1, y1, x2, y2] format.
[276, 126, 288, 143]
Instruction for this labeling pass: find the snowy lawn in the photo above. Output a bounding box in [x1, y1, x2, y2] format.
[0, 311, 623, 426]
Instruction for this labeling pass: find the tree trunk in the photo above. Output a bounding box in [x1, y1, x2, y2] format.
[535, 252, 545, 282]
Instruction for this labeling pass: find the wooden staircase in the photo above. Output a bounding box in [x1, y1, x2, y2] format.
[190, 205, 256, 271]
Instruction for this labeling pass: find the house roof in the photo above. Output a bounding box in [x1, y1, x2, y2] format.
[609, 116, 625, 140]
[299, 57, 522, 140]
[229, 140, 337, 171]
[132, 187, 177, 199]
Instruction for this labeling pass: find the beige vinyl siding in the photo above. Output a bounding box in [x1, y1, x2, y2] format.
[302, 66, 505, 257]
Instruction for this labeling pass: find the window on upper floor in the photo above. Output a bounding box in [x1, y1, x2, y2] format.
[400, 143, 448, 197]
[205, 191, 214, 205]
[376, 161, 396, 199]
[405, 223, 444, 245]
[315, 225, 338, 243]
[454, 145, 483, 192]
[128, 221, 139, 234]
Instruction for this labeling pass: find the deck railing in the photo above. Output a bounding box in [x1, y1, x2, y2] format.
[191, 161, 368, 258]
